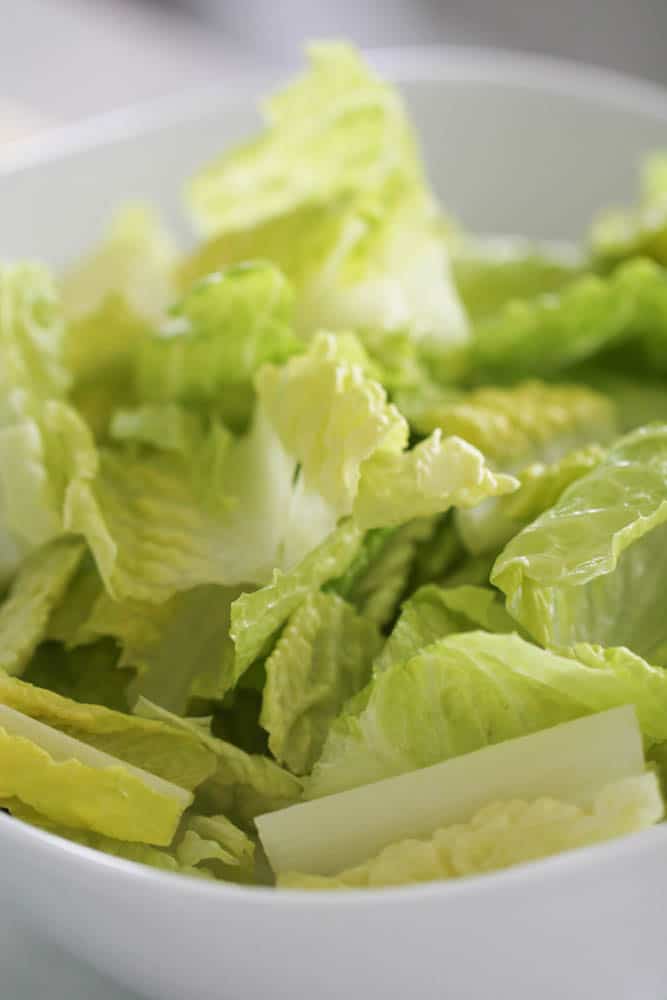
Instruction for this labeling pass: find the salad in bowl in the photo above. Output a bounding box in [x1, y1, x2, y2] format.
[1, 43, 667, 893]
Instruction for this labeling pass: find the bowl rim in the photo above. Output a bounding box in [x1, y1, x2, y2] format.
[2, 42, 667, 907]
[2, 41, 667, 178]
[2, 808, 667, 907]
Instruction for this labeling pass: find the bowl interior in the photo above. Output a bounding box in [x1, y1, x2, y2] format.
[2, 47, 667, 268]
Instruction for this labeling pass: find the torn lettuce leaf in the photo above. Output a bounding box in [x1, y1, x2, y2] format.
[63, 407, 320, 603]
[472, 258, 667, 380]
[73, 584, 246, 713]
[61, 203, 176, 324]
[63, 297, 149, 438]
[374, 584, 517, 674]
[452, 236, 582, 322]
[409, 380, 616, 470]
[0, 264, 81, 579]
[328, 518, 436, 628]
[23, 640, 131, 713]
[590, 153, 667, 267]
[0, 705, 191, 844]
[492, 424, 667, 660]
[569, 368, 667, 434]
[354, 431, 517, 530]
[230, 518, 363, 682]
[456, 444, 605, 556]
[136, 262, 302, 432]
[1, 800, 210, 877]
[307, 631, 667, 798]
[0, 538, 84, 676]
[175, 812, 255, 874]
[281, 773, 662, 889]
[261, 591, 382, 774]
[0, 674, 216, 790]
[183, 44, 468, 355]
[257, 331, 408, 516]
[134, 699, 302, 826]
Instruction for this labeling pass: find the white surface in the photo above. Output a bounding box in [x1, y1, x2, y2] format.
[2, 48, 667, 1000]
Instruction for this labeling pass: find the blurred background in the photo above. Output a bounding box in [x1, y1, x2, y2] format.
[2, 0, 667, 145]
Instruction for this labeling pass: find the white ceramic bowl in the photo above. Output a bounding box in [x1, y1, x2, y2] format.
[2, 46, 667, 1000]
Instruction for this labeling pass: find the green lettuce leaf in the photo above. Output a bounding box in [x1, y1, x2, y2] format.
[0, 705, 191, 844]
[492, 424, 667, 660]
[0, 538, 84, 676]
[183, 44, 468, 355]
[175, 813, 255, 875]
[261, 591, 382, 774]
[63, 297, 149, 438]
[408, 512, 465, 590]
[136, 262, 301, 433]
[457, 444, 605, 556]
[23, 640, 131, 713]
[74, 584, 246, 713]
[307, 631, 667, 798]
[374, 584, 517, 674]
[569, 367, 667, 433]
[230, 518, 363, 681]
[452, 236, 582, 322]
[328, 518, 436, 628]
[135, 699, 302, 826]
[257, 331, 408, 516]
[0, 674, 216, 789]
[281, 773, 662, 888]
[590, 153, 667, 267]
[354, 431, 517, 530]
[61, 203, 176, 324]
[0, 264, 83, 579]
[409, 380, 616, 469]
[1, 800, 209, 877]
[472, 258, 667, 380]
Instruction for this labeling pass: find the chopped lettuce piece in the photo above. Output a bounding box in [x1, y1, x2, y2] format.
[408, 513, 465, 590]
[354, 431, 517, 530]
[0, 538, 84, 676]
[259, 706, 644, 876]
[0, 674, 216, 789]
[61, 203, 176, 324]
[409, 380, 616, 469]
[230, 519, 363, 681]
[374, 584, 516, 674]
[457, 444, 605, 556]
[472, 259, 667, 380]
[328, 518, 435, 628]
[134, 699, 302, 826]
[44, 554, 104, 646]
[183, 44, 468, 354]
[590, 153, 667, 267]
[0, 705, 191, 844]
[281, 773, 662, 888]
[570, 368, 667, 433]
[257, 332, 408, 515]
[75, 584, 246, 713]
[23, 640, 131, 713]
[63, 408, 313, 602]
[307, 631, 667, 798]
[1, 801, 209, 877]
[136, 262, 301, 432]
[261, 592, 382, 774]
[452, 236, 582, 321]
[176, 813, 255, 873]
[492, 424, 667, 659]
[0, 264, 80, 578]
